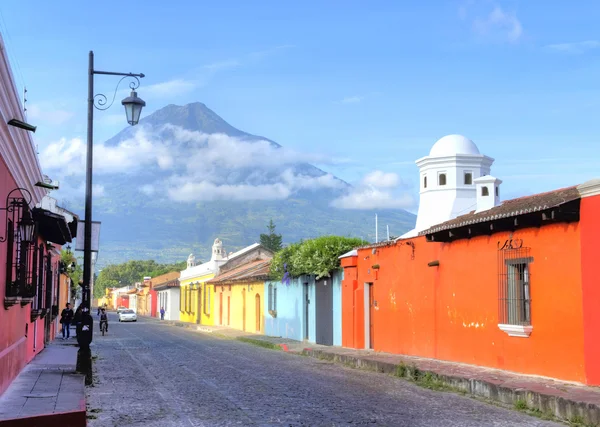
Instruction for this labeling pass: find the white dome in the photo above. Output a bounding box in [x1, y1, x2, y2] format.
[429, 134, 480, 157]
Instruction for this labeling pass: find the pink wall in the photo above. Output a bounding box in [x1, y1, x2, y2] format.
[0, 157, 30, 395]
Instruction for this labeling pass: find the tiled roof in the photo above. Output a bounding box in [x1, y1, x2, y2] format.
[208, 259, 272, 284]
[152, 271, 180, 286]
[420, 185, 581, 235]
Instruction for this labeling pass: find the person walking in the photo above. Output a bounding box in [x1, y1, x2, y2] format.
[60, 303, 74, 339]
[160, 307, 165, 320]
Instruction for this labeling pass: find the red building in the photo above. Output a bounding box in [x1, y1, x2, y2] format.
[341, 135, 600, 386]
[0, 32, 78, 395]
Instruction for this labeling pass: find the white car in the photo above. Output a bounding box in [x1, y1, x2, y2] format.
[118, 309, 137, 322]
[116, 306, 128, 314]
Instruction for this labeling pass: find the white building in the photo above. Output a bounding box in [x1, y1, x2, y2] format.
[154, 272, 181, 321]
[401, 134, 501, 238]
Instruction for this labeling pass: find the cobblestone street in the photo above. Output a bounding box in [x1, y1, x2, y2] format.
[86, 315, 562, 427]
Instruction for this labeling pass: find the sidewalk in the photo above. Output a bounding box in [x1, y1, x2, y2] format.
[150, 316, 600, 425]
[0, 337, 86, 427]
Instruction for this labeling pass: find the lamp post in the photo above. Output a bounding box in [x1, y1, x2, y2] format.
[78, 51, 145, 384]
[82, 51, 145, 312]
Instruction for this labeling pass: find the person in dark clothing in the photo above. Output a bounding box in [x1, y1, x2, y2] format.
[60, 303, 74, 339]
[160, 307, 165, 320]
[97, 306, 101, 316]
[99, 308, 108, 332]
[73, 306, 83, 337]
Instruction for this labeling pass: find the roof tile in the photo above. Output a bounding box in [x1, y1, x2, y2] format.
[208, 259, 272, 284]
[420, 185, 580, 235]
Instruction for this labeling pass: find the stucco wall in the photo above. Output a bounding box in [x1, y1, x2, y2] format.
[214, 282, 265, 334]
[264, 277, 316, 343]
[343, 222, 587, 383]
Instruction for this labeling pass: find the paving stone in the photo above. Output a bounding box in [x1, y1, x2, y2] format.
[86, 314, 563, 427]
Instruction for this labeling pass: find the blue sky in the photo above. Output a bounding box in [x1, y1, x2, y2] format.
[2, 0, 600, 209]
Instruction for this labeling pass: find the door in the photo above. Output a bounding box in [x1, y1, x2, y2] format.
[242, 289, 246, 331]
[227, 296, 231, 326]
[219, 293, 223, 325]
[303, 283, 310, 340]
[255, 294, 261, 332]
[315, 278, 333, 346]
[367, 283, 374, 349]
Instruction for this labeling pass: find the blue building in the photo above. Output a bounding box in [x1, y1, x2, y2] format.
[264, 270, 342, 346]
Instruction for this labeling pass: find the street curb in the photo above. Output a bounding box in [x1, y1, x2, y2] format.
[0, 376, 86, 427]
[301, 348, 600, 426]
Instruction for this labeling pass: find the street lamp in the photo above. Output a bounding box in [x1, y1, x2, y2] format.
[82, 51, 145, 313]
[122, 90, 146, 125]
[18, 208, 35, 243]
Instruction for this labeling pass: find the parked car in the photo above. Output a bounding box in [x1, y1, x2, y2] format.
[118, 309, 137, 322]
[116, 306, 128, 313]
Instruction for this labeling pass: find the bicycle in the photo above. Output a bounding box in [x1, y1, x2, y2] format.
[100, 321, 108, 336]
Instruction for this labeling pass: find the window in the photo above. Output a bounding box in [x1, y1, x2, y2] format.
[481, 186, 489, 196]
[464, 172, 473, 185]
[268, 284, 277, 311]
[203, 284, 211, 315]
[498, 245, 533, 337]
[495, 186, 499, 197]
[423, 176, 427, 188]
[438, 173, 447, 186]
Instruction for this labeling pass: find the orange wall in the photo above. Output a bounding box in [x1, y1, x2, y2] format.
[580, 195, 600, 385]
[344, 222, 587, 383]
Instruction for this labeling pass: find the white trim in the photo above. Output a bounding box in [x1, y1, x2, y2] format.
[577, 179, 600, 198]
[498, 323, 533, 338]
[339, 249, 357, 259]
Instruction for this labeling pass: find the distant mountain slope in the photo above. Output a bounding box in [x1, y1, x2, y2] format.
[77, 103, 415, 268]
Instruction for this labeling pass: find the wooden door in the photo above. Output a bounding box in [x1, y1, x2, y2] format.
[368, 284, 375, 349]
[242, 289, 246, 331]
[304, 283, 310, 340]
[255, 294, 261, 332]
[315, 278, 333, 346]
[219, 293, 223, 325]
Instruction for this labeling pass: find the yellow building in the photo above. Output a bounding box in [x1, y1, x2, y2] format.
[207, 259, 271, 334]
[179, 239, 275, 325]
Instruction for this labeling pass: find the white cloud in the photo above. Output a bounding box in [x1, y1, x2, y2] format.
[331, 186, 415, 210]
[463, 3, 522, 43]
[331, 170, 414, 210]
[27, 104, 74, 125]
[203, 60, 241, 71]
[42, 125, 345, 203]
[361, 170, 400, 188]
[545, 40, 600, 54]
[340, 96, 363, 104]
[93, 184, 106, 197]
[168, 181, 291, 202]
[143, 79, 198, 98]
[140, 184, 155, 196]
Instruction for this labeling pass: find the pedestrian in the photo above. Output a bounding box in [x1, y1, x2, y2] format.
[160, 307, 165, 320]
[60, 303, 74, 339]
[97, 306, 101, 316]
[73, 306, 83, 337]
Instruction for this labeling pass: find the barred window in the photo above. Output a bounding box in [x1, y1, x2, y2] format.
[268, 284, 273, 310]
[498, 245, 532, 326]
[268, 284, 277, 311]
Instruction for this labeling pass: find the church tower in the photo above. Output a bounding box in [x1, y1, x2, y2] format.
[402, 134, 499, 237]
[211, 238, 227, 261]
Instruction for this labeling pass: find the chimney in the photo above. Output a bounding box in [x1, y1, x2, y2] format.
[474, 175, 502, 213]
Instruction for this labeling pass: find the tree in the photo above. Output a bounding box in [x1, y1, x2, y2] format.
[270, 235, 367, 280]
[260, 219, 283, 252]
[93, 259, 187, 299]
[61, 249, 82, 303]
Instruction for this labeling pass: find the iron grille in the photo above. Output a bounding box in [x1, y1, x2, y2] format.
[498, 242, 532, 326]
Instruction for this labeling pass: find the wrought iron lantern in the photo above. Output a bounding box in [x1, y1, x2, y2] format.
[121, 90, 146, 126]
[18, 208, 35, 243]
